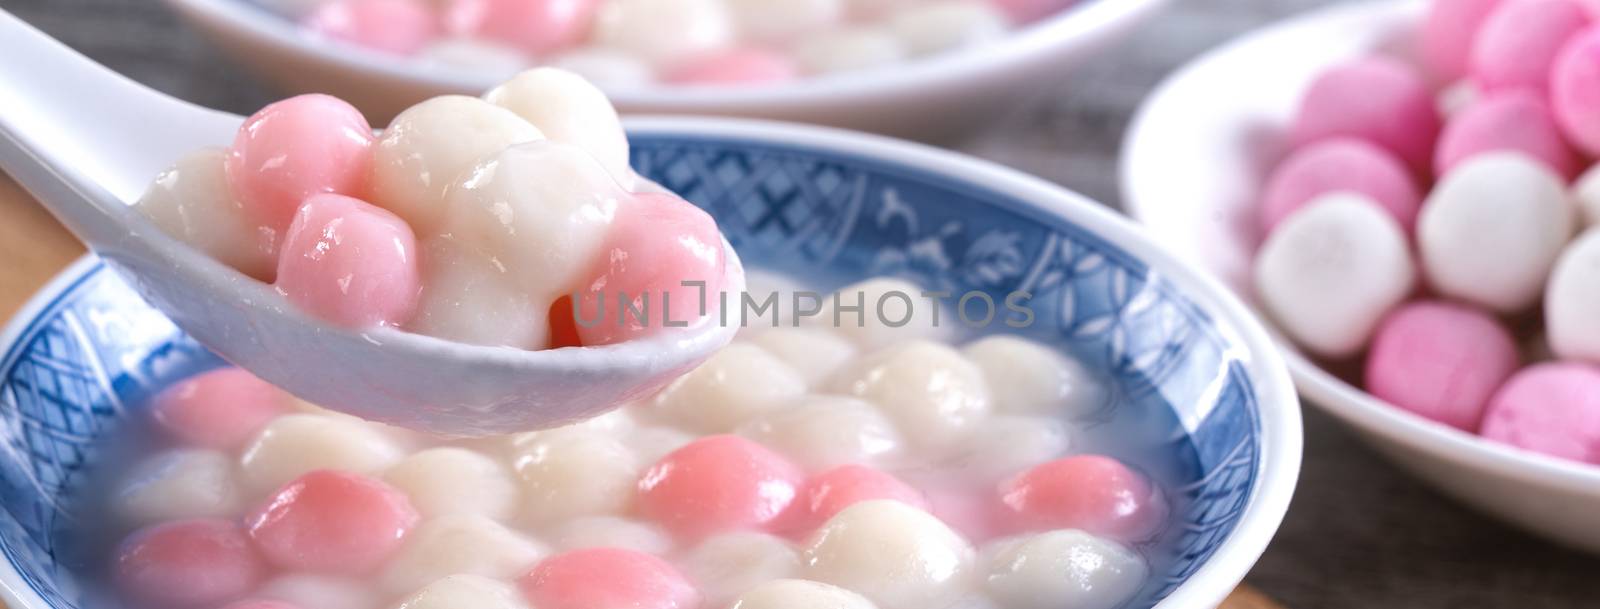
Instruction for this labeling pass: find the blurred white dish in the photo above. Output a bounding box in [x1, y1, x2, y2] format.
[162, 0, 1167, 138]
[1121, 0, 1600, 554]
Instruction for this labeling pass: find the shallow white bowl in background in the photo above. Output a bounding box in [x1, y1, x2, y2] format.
[1121, 0, 1600, 554]
[161, 0, 1167, 139]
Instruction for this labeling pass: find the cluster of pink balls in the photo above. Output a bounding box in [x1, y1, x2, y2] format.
[1253, 0, 1600, 465]
[273, 0, 1078, 86]
[137, 69, 729, 350]
[112, 345, 1162, 609]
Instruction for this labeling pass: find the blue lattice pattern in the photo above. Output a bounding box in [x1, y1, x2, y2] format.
[0, 135, 1264, 609]
[0, 273, 126, 609]
[0, 269, 210, 609]
[634, 145, 865, 264]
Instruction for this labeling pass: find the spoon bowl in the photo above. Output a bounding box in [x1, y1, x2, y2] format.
[0, 10, 742, 436]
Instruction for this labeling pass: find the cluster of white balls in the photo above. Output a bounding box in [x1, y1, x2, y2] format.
[111, 275, 1150, 609]
[1258, 151, 1600, 363]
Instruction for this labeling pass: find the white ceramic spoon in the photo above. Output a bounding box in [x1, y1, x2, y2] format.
[0, 10, 742, 436]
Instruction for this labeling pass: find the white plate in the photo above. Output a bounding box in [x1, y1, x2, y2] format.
[163, 0, 1167, 139]
[1121, 0, 1600, 554]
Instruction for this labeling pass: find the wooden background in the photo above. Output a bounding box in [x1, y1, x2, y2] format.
[1, 0, 1598, 607]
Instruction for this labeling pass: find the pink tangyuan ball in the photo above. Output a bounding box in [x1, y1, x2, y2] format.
[150, 367, 290, 450]
[302, 0, 439, 55]
[245, 470, 420, 575]
[1470, 0, 1591, 93]
[1259, 137, 1421, 235]
[115, 518, 265, 608]
[1480, 363, 1600, 464]
[1434, 90, 1580, 179]
[518, 548, 701, 609]
[275, 193, 422, 329]
[225, 94, 375, 248]
[1364, 300, 1521, 433]
[1290, 57, 1440, 175]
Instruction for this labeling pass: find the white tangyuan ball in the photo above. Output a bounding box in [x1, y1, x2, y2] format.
[547, 516, 674, 554]
[982, 530, 1147, 609]
[747, 328, 859, 386]
[816, 277, 949, 351]
[831, 340, 992, 449]
[1574, 164, 1600, 228]
[485, 69, 633, 184]
[802, 500, 975, 609]
[382, 448, 517, 520]
[496, 407, 640, 453]
[1547, 229, 1600, 363]
[240, 414, 405, 494]
[794, 28, 908, 75]
[409, 238, 551, 349]
[137, 148, 276, 280]
[371, 95, 545, 233]
[1254, 193, 1416, 358]
[946, 416, 1070, 480]
[681, 532, 802, 608]
[729, 579, 877, 609]
[627, 425, 698, 465]
[381, 514, 547, 595]
[487, 409, 637, 463]
[724, 0, 842, 44]
[651, 343, 807, 433]
[395, 575, 530, 609]
[285, 400, 431, 453]
[259, 574, 379, 609]
[888, 1, 1008, 57]
[546, 49, 656, 89]
[962, 335, 1104, 417]
[594, 0, 734, 68]
[116, 449, 241, 525]
[1419, 153, 1576, 313]
[737, 396, 903, 472]
[438, 141, 624, 296]
[279, 402, 429, 455]
[419, 38, 529, 81]
[736, 270, 810, 330]
[512, 430, 640, 523]
[508, 407, 637, 443]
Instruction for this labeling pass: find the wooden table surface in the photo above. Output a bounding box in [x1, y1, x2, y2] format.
[3, 0, 1598, 608]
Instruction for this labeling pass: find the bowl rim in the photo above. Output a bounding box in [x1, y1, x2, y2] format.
[0, 116, 1300, 609]
[1118, 0, 1600, 495]
[160, 0, 1170, 109]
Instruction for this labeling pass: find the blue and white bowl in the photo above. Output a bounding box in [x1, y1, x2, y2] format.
[0, 118, 1299, 609]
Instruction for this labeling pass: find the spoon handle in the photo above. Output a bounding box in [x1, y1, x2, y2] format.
[0, 9, 236, 248]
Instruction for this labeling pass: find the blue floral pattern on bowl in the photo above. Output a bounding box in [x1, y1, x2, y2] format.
[0, 133, 1260, 609]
